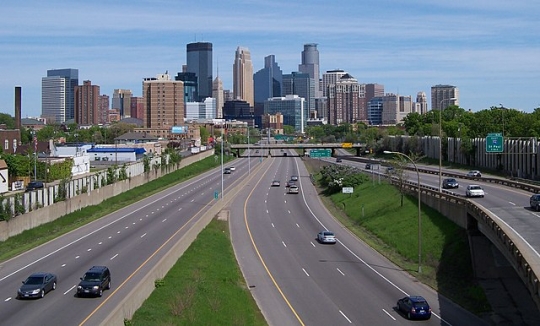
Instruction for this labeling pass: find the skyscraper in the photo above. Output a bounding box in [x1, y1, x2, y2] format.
[431, 85, 459, 110]
[212, 76, 224, 118]
[233, 46, 254, 107]
[298, 44, 321, 98]
[112, 89, 133, 119]
[254, 55, 283, 107]
[75, 80, 100, 125]
[327, 73, 361, 125]
[98, 95, 109, 124]
[42, 68, 78, 123]
[415, 92, 428, 114]
[282, 72, 314, 114]
[322, 69, 347, 97]
[186, 42, 212, 101]
[142, 73, 184, 136]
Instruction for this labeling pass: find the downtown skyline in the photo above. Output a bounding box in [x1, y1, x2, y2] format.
[0, 0, 539, 118]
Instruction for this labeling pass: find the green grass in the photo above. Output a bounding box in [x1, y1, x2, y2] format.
[304, 159, 490, 314]
[0, 155, 232, 263]
[128, 219, 266, 326]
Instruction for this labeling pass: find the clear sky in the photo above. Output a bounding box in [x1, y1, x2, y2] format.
[1, 0, 539, 118]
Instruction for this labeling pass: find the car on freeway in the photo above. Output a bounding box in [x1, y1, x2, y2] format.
[466, 185, 485, 198]
[77, 266, 111, 297]
[229, 166, 236, 171]
[442, 178, 459, 189]
[336, 157, 342, 163]
[271, 180, 281, 187]
[396, 296, 432, 320]
[365, 163, 371, 170]
[530, 194, 540, 211]
[17, 272, 57, 299]
[223, 167, 231, 174]
[317, 231, 336, 244]
[467, 170, 482, 177]
[286, 180, 296, 188]
[288, 185, 299, 194]
[290, 175, 299, 181]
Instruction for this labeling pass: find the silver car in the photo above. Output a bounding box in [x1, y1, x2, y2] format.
[466, 185, 485, 198]
[317, 231, 336, 244]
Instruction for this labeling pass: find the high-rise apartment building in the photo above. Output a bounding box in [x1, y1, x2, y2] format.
[130, 96, 144, 120]
[112, 89, 133, 119]
[299, 44, 321, 98]
[264, 95, 307, 134]
[254, 55, 283, 108]
[282, 72, 315, 114]
[98, 95, 109, 124]
[75, 80, 100, 125]
[415, 92, 428, 114]
[212, 76, 224, 118]
[431, 85, 459, 110]
[327, 73, 361, 125]
[142, 74, 184, 135]
[233, 46, 254, 107]
[42, 68, 78, 123]
[186, 42, 212, 101]
[322, 69, 347, 97]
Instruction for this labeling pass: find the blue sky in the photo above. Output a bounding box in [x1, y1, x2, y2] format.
[1, 0, 539, 118]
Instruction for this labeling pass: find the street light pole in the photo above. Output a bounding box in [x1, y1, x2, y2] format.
[247, 124, 250, 175]
[438, 97, 456, 193]
[32, 130, 37, 181]
[384, 150, 422, 273]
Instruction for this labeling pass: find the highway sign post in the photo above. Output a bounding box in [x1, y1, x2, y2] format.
[486, 133, 503, 153]
[310, 149, 331, 158]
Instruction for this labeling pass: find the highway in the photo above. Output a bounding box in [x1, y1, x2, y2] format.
[230, 150, 487, 325]
[0, 161, 250, 325]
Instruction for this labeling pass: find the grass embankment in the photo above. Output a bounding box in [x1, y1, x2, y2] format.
[304, 159, 491, 314]
[0, 155, 230, 262]
[127, 219, 266, 326]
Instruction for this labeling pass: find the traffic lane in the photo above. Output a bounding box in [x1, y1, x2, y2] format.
[229, 158, 304, 326]
[293, 159, 488, 325]
[247, 188, 355, 324]
[0, 178, 218, 325]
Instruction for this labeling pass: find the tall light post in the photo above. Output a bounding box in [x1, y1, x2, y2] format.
[438, 97, 457, 193]
[31, 130, 37, 181]
[384, 150, 422, 273]
[247, 124, 251, 175]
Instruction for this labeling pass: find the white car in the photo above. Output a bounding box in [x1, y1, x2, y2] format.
[467, 170, 481, 177]
[229, 166, 236, 171]
[317, 231, 336, 244]
[288, 185, 299, 194]
[466, 185, 485, 198]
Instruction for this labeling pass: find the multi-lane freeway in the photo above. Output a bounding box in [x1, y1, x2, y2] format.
[1, 146, 540, 325]
[230, 150, 488, 325]
[0, 164, 247, 325]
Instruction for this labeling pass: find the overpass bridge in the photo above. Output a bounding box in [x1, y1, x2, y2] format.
[230, 143, 367, 157]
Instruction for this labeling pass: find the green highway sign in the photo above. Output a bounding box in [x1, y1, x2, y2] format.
[310, 149, 332, 158]
[486, 133, 503, 153]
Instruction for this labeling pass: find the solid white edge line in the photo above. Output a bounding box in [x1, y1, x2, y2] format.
[339, 310, 352, 323]
[382, 308, 396, 320]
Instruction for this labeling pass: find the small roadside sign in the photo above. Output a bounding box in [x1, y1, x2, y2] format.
[342, 187, 353, 194]
[214, 190, 219, 200]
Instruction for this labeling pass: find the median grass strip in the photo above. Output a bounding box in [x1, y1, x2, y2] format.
[0, 155, 231, 263]
[127, 219, 266, 326]
[304, 159, 490, 314]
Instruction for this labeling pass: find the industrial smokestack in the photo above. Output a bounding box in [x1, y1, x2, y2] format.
[15, 86, 21, 129]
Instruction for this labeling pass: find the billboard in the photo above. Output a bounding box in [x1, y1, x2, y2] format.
[171, 126, 188, 134]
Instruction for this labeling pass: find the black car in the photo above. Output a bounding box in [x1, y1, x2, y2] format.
[223, 167, 231, 174]
[25, 181, 44, 192]
[396, 296, 432, 320]
[77, 266, 111, 297]
[365, 163, 371, 170]
[17, 272, 57, 299]
[442, 178, 459, 189]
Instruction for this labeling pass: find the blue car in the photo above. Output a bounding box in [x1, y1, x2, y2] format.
[396, 295, 432, 320]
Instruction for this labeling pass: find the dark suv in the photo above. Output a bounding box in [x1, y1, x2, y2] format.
[25, 181, 44, 192]
[77, 266, 111, 297]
